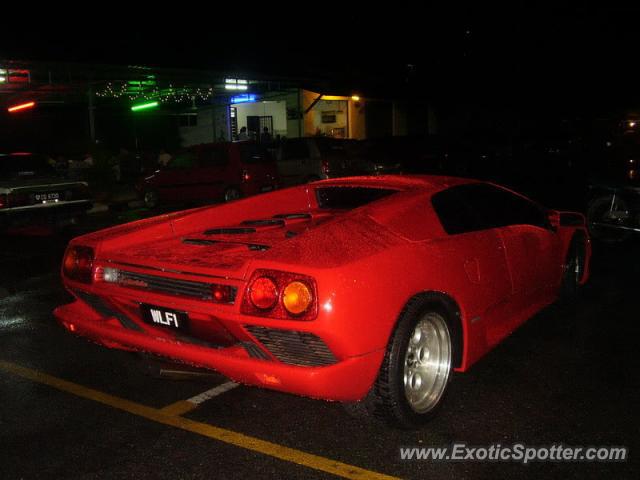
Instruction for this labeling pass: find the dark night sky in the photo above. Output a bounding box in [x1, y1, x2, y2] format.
[3, 6, 640, 112]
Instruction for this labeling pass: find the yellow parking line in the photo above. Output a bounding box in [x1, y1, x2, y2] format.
[160, 400, 197, 416]
[0, 361, 400, 480]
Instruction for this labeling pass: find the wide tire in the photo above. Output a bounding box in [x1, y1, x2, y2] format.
[143, 190, 159, 209]
[560, 235, 587, 298]
[357, 298, 454, 429]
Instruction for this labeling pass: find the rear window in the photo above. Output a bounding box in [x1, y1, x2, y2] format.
[0, 154, 56, 180]
[240, 144, 273, 164]
[315, 187, 397, 210]
[169, 152, 197, 169]
[315, 139, 354, 157]
[281, 139, 309, 159]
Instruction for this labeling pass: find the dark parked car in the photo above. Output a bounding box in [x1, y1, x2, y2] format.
[0, 153, 92, 232]
[139, 142, 279, 207]
[274, 137, 366, 186]
[352, 136, 489, 178]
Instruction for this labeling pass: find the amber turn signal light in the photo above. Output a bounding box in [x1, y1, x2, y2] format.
[282, 281, 312, 315]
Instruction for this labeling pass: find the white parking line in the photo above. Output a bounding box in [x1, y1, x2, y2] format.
[188, 382, 239, 404]
[1, 361, 399, 480]
[160, 381, 240, 415]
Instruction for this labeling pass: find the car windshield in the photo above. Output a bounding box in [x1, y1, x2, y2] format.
[315, 186, 398, 209]
[0, 154, 56, 180]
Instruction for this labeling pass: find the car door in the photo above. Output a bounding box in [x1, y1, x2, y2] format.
[156, 151, 199, 203]
[460, 183, 562, 325]
[434, 183, 561, 344]
[196, 144, 230, 201]
[431, 186, 513, 336]
[499, 224, 560, 298]
[468, 183, 560, 297]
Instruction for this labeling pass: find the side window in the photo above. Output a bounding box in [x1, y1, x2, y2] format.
[282, 140, 309, 160]
[432, 183, 550, 235]
[464, 184, 549, 230]
[240, 144, 273, 164]
[460, 184, 515, 230]
[199, 147, 229, 167]
[169, 152, 197, 169]
[506, 192, 549, 229]
[431, 187, 482, 235]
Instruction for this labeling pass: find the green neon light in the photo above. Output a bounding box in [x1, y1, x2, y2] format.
[131, 101, 159, 111]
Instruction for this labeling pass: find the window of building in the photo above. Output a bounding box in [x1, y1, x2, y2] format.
[178, 114, 198, 127]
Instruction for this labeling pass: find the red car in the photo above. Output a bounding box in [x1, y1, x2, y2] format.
[55, 175, 590, 427]
[139, 142, 278, 207]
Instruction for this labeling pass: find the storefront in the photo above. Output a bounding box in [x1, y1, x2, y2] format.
[229, 93, 288, 141]
[178, 88, 402, 146]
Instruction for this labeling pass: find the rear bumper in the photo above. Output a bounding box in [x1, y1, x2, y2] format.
[54, 299, 383, 402]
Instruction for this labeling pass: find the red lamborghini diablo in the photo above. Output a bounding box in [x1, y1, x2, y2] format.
[55, 175, 590, 427]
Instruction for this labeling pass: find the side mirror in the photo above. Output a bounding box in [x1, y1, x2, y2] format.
[547, 209, 560, 231]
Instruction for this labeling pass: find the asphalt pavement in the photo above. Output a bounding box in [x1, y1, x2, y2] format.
[0, 211, 638, 479]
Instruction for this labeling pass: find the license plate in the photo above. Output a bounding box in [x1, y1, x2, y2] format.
[260, 185, 274, 192]
[34, 192, 60, 202]
[141, 304, 188, 331]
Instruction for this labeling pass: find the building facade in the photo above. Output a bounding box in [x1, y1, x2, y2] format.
[179, 88, 409, 147]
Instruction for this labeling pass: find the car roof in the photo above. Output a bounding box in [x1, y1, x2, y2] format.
[313, 174, 474, 193]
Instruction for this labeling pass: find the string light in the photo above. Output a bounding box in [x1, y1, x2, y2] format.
[96, 82, 226, 104]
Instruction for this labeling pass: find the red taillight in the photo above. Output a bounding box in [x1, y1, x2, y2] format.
[249, 277, 278, 310]
[62, 246, 95, 284]
[242, 269, 317, 320]
[9, 192, 30, 207]
[212, 284, 234, 304]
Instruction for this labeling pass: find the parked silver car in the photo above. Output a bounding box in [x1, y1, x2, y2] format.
[0, 153, 92, 232]
[274, 137, 367, 186]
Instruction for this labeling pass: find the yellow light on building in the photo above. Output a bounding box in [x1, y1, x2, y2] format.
[351, 95, 360, 101]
